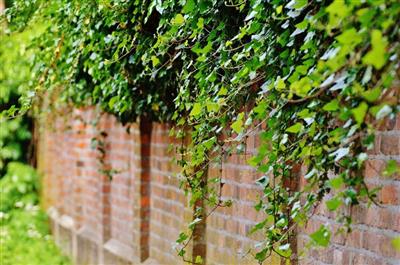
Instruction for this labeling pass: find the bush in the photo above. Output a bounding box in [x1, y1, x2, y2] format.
[0, 162, 70, 265]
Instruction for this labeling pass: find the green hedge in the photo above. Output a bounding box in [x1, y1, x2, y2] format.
[0, 162, 70, 265]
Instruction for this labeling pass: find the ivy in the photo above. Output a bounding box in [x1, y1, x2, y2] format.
[2, 0, 400, 264]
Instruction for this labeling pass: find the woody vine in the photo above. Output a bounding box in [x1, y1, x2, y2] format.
[2, 0, 400, 264]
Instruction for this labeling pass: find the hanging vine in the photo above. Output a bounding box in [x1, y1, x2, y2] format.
[2, 0, 400, 263]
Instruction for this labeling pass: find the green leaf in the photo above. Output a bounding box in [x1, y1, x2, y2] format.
[351, 102, 368, 125]
[290, 77, 312, 97]
[276, 243, 292, 258]
[331, 147, 349, 162]
[202, 137, 216, 150]
[383, 160, 400, 177]
[369, 104, 392, 119]
[286, 122, 303, 134]
[190, 103, 202, 117]
[176, 232, 188, 243]
[255, 249, 268, 262]
[195, 256, 203, 264]
[253, 100, 267, 119]
[362, 87, 381, 102]
[255, 175, 269, 187]
[182, 0, 195, 13]
[231, 112, 244, 134]
[336, 28, 362, 46]
[218, 86, 228, 96]
[151, 56, 160, 67]
[172, 14, 185, 25]
[276, 5, 283, 14]
[275, 77, 286, 90]
[206, 102, 219, 112]
[293, 0, 308, 9]
[108, 96, 119, 109]
[188, 217, 202, 229]
[197, 17, 204, 29]
[326, 0, 350, 29]
[250, 220, 267, 233]
[362, 30, 387, 70]
[323, 99, 339, 112]
[329, 176, 343, 189]
[326, 197, 341, 211]
[296, 20, 308, 30]
[375, 105, 392, 120]
[310, 225, 331, 247]
[392, 237, 400, 252]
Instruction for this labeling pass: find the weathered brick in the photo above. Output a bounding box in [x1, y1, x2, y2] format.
[380, 184, 399, 205]
[380, 134, 400, 155]
[37, 109, 400, 265]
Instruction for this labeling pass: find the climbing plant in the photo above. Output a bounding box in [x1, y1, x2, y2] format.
[2, 0, 400, 263]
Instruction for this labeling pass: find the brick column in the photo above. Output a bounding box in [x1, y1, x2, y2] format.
[139, 117, 152, 261]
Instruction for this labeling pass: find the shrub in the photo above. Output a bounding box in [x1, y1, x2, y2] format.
[0, 162, 70, 265]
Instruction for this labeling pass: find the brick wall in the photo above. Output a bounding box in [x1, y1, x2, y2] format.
[37, 108, 399, 265]
[298, 116, 400, 265]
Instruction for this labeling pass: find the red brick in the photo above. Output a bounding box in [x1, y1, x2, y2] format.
[380, 135, 400, 155]
[37, 107, 400, 265]
[380, 185, 399, 205]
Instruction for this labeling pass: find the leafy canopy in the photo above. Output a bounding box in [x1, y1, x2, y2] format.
[2, 0, 400, 262]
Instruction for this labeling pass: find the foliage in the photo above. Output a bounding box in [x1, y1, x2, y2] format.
[0, 19, 39, 172]
[3, 0, 400, 263]
[0, 162, 39, 211]
[0, 117, 31, 172]
[0, 162, 70, 265]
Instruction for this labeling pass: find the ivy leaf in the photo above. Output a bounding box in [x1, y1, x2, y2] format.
[250, 220, 267, 233]
[108, 96, 119, 109]
[286, 122, 303, 133]
[218, 87, 228, 96]
[362, 87, 381, 102]
[182, 0, 195, 13]
[326, 0, 350, 29]
[178, 249, 185, 257]
[392, 237, 400, 252]
[326, 197, 341, 211]
[206, 102, 219, 113]
[275, 77, 286, 90]
[176, 232, 188, 243]
[195, 256, 203, 264]
[290, 77, 312, 96]
[151, 56, 160, 67]
[323, 99, 339, 112]
[310, 225, 331, 247]
[253, 100, 267, 119]
[188, 218, 202, 229]
[292, 0, 308, 9]
[329, 176, 343, 189]
[375, 105, 392, 120]
[245, 11, 257, 21]
[383, 160, 400, 177]
[190, 103, 202, 117]
[255, 249, 268, 262]
[231, 112, 244, 134]
[197, 17, 204, 29]
[336, 28, 361, 46]
[172, 14, 185, 25]
[351, 102, 368, 125]
[276, 243, 292, 258]
[362, 30, 387, 70]
[255, 175, 269, 187]
[331, 147, 349, 162]
[202, 137, 216, 150]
